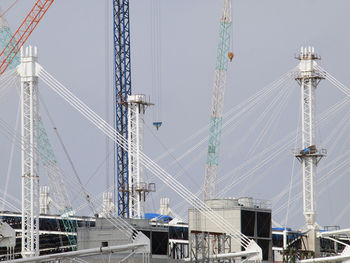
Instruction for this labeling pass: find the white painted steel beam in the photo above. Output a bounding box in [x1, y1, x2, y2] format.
[17, 46, 40, 258]
[3, 243, 148, 263]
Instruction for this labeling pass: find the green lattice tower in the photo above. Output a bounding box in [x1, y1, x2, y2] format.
[204, 0, 232, 200]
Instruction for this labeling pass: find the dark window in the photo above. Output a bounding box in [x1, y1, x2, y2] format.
[257, 212, 271, 238]
[101, 241, 108, 247]
[169, 226, 188, 240]
[152, 231, 168, 255]
[241, 210, 255, 237]
[257, 239, 270, 261]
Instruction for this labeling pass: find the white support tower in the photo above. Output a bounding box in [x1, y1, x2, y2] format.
[18, 46, 40, 257]
[127, 94, 154, 219]
[294, 46, 326, 254]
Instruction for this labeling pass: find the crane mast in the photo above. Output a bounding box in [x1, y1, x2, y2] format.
[113, 0, 132, 217]
[204, 0, 232, 200]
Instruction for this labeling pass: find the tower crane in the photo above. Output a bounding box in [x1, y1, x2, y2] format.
[204, 0, 233, 200]
[113, 0, 132, 218]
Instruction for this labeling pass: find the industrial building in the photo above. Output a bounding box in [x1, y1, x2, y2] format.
[188, 198, 272, 262]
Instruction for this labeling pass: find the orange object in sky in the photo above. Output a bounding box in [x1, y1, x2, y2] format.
[228, 52, 234, 62]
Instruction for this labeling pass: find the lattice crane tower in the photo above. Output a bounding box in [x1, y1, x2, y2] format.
[204, 0, 232, 200]
[113, 0, 132, 217]
[18, 46, 40, 257]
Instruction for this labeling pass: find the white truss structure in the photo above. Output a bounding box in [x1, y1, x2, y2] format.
[204, 0, 232, 200]
[295, 46, 325, 229]
[17, 46, 40, 257]
[127, 94, 148, 219]
[36, 66, 262, 259]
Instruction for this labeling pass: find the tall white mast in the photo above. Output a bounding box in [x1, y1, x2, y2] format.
[127, 94, 153, 218]
[18, 46, 40, 257]
[295, 46, 325, 254]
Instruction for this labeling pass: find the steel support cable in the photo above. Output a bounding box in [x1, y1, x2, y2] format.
[333, 203, 350, 225]
[0, 69, 19, 99]
[272, 128, 348, 214]
[38, 97, 101, 213]
[273, 143, 350, 215]
[273, 148, 350, 216]
[154, 69, 296, 163]
[284, 95, 301, 227]
[220, 80, 292, 171]
[0, 73, 19, 98]
[38, 68, 255, 249]
[250, 95, 350, 207]
[37, 70, 253, 248]
[1, 96, 20, 212]
[0, 67, 18, 80]
[239, 82, 296, 196]
[0, 188, 20, 205]
[322, 106, 350, 147]
[73, 184, 114, 214]
[37, 73, 253, 247]
[176, 117, 299, 216]
[0, 196, 20, 212]
[216, 124, 299, 198]
[53, 125, 95, 215]
[169, 80, 297, 214]
[279, 157, 350, 223]
[161, 71, 294, 174]
[315, 65, 350, 97]
[218, 93, 350, 200]
[0, 116, 85, 210]
[232, 84, 295, 197]
[246, 79, 295, 158]
[270, 67, 350, 210]
[0, 130, 83, 209]
[142, 119, 201, 201]
[151, 147, 203, 208]
[36, 73, 147, 237]
[251, 82, 295, 157]
[0, 68, 17, 88]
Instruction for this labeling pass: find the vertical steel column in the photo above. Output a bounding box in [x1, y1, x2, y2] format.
[19, 46, 40, 257]
[295, 47, 324, 228]
[127, 95, 148, 219]
[113, 0, 132, 217]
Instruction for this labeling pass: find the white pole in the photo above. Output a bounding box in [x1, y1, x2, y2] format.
[18, 46, 40, 257]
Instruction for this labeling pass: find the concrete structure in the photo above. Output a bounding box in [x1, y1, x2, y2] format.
[77, 217, 187, 263]
[188, 198, 272, 262]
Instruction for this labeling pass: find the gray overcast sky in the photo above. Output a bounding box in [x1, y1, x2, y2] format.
[1, 0, 350, 230]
